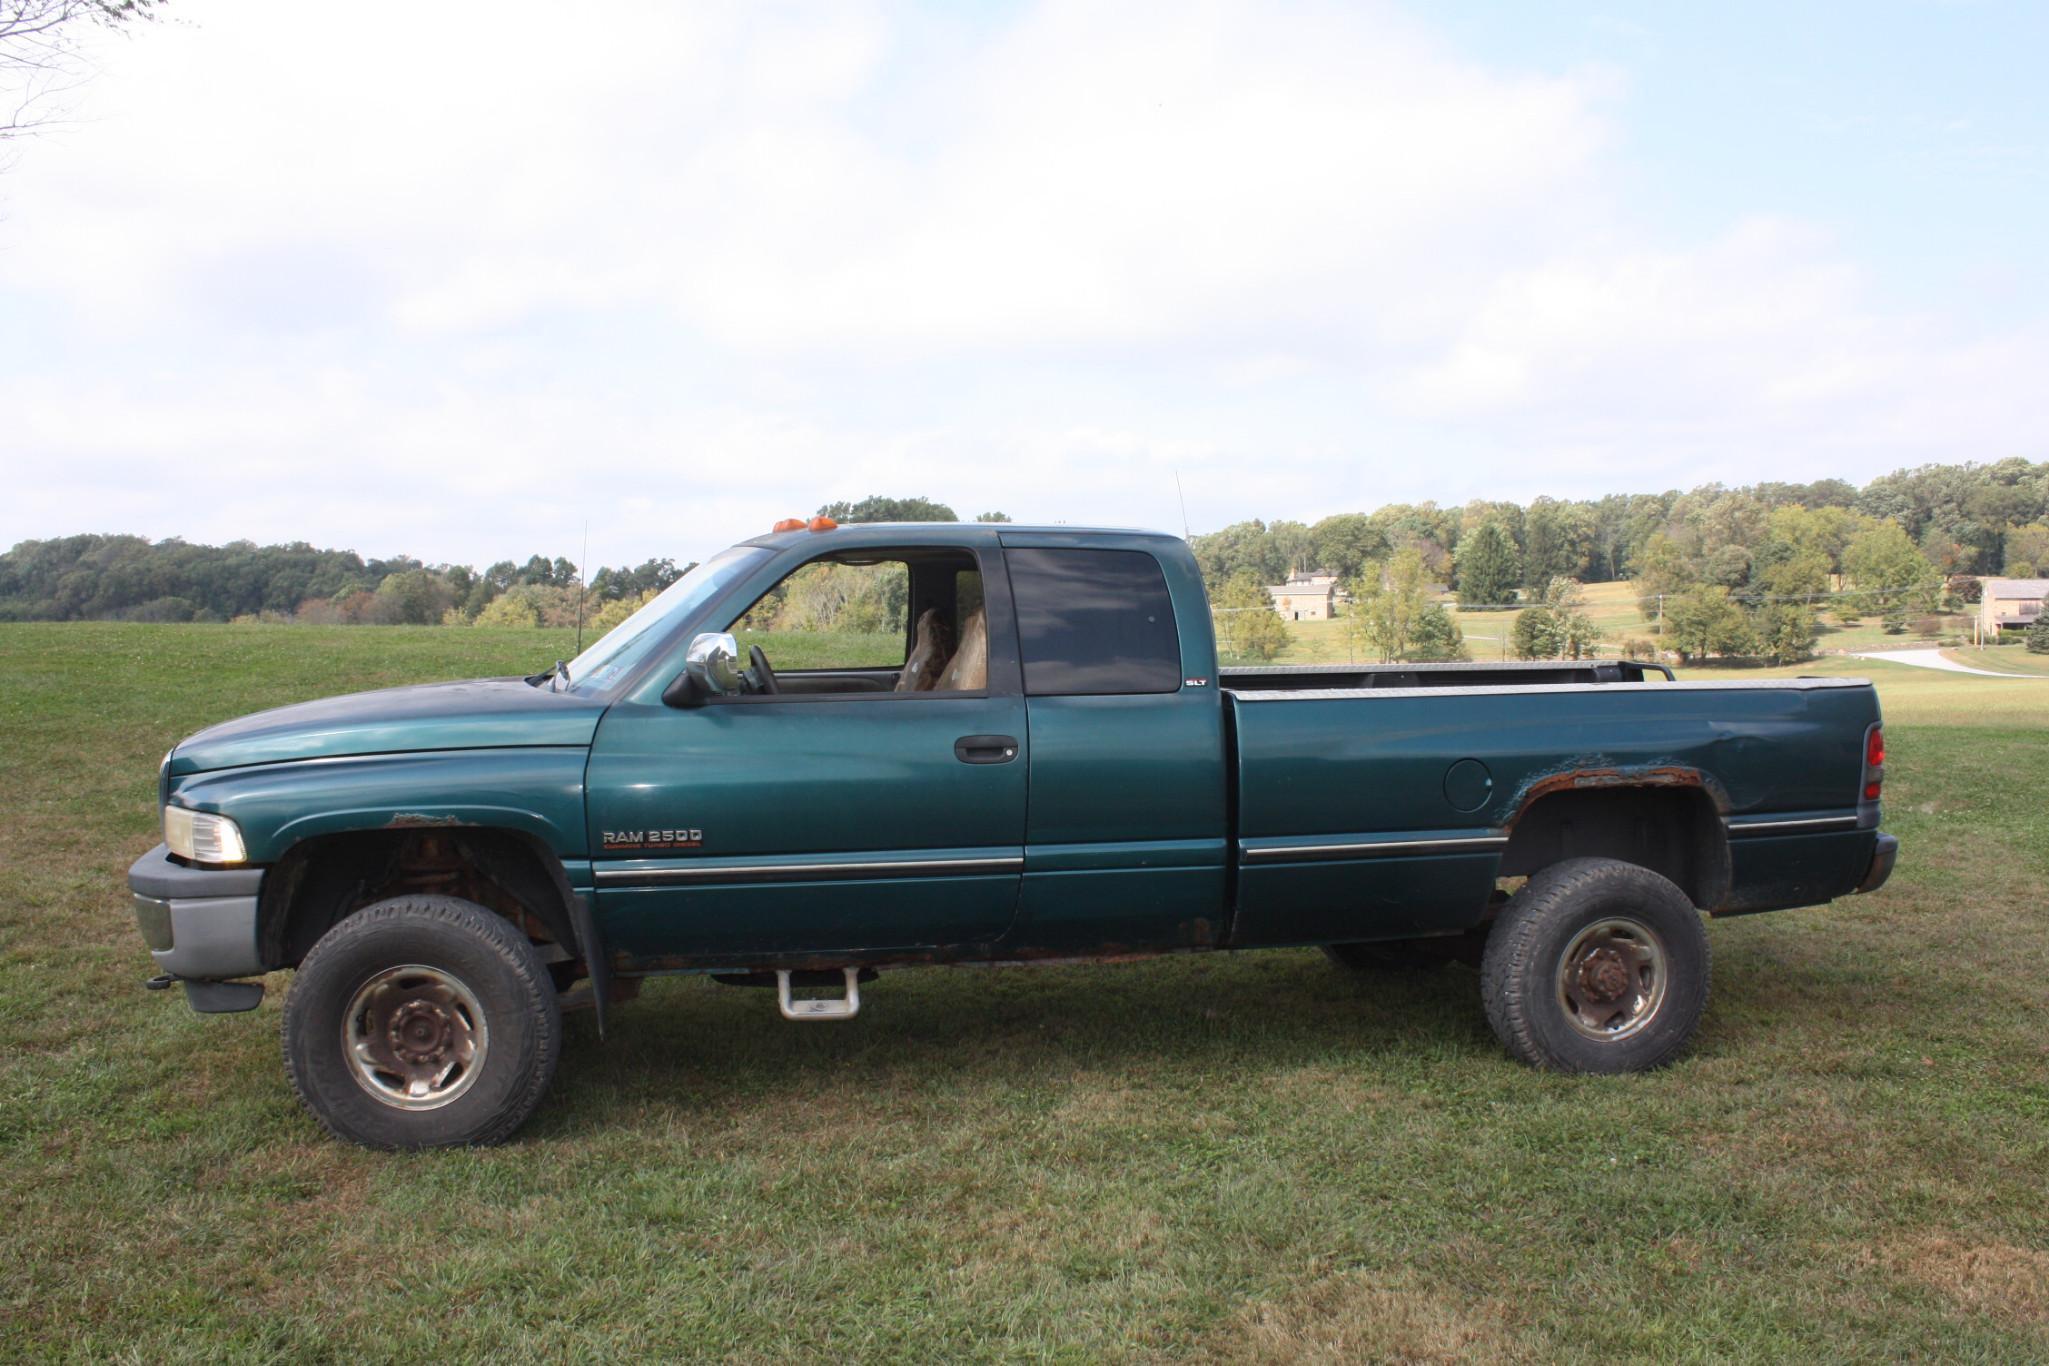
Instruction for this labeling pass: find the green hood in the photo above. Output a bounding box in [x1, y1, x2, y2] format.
[170, 677, 609, 775]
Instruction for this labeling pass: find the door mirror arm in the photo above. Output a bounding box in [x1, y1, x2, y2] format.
[665, 632, 744, 707]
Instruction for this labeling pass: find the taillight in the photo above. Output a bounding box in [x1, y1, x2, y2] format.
[1863, 724, 1884, 801]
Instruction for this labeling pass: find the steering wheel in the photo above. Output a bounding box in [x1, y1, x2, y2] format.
[747, 643, 781, 695]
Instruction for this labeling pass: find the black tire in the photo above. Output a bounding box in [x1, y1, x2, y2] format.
[1479, 857, 1709, 1073]
[282, 895, 562, 1149]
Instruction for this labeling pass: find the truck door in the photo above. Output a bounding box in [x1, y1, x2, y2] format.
[998, 537, 1230, 953]
[586, 541, 1028, 963]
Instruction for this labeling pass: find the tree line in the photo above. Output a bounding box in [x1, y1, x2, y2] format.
[0, 496, 1009, 629]
[1194, 459, 2048, 665]
[0, 533, 690, 628]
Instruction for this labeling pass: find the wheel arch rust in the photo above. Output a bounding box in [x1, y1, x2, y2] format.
[1497, 764, 1732, 911]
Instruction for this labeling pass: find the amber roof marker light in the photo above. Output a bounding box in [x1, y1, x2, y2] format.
[772, 517, 806, 533]
[808, 516, 838, 533]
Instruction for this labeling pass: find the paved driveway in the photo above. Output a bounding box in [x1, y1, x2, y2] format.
[1851, 648, 2044, 678]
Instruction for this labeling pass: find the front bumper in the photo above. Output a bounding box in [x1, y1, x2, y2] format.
[128, 843, 266, 981]
[1854, 833, 1899, 895]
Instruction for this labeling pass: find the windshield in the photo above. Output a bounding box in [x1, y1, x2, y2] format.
[561, 546, 769, 691]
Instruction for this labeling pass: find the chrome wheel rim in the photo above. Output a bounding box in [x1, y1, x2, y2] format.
[1555, 917, 1668, 1042]
[342, 965, 488, 1110]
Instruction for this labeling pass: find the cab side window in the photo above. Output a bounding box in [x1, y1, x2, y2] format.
[1005, 548, 1181, 695]
[725, 550, 989, 694]
[733, 559, 909, 671]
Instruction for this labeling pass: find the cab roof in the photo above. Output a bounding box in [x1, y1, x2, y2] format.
[736, 521, 1181, 550]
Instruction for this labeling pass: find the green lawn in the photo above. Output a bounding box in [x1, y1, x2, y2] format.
[2, 623, 2045, 1358]
[1942, 645, 2049, 677]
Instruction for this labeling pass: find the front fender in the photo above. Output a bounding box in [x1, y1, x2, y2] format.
[169, 748, 590, 864]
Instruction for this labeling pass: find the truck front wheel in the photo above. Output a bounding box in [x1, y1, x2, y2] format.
[282, 895, 562, 1148]
[1479, 858, 1709, 1073]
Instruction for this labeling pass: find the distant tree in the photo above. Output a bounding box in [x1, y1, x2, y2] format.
[1268, 520, 1315, 577]
[1522, 497, 1594, 588]
[474, 588, 543, 627]
[1664, 586, 1754, 663]
[457, 580, 497, 621]
[1191, 520, 1289, 588]
[1511, 606, 1563, 660]
[1214, 570, 1289, 661]
[1754, 604, 1819, 665]
[1408, 604, 1469, 662]
[1542, 577, 1601, 658]
[591, 557, 682, 601]
[1454, 521, 1519, 609]
[1512, 576, 1603, 660]
[372, 569, 456, 625]
[817, 495, 957, 523]
[974, 511, 1013, 523]
[1346, 549, 1434, 662]
[2, 0, 161, 147]
[1310, 513, 1388, 582]
[1370, 503, 1457, 578]
[1631, 532, 1695, 625]
[587, 588, 659, 636]
[1703, 544, 1752, 589]
[2029, 612, 2049, 654]
[2004, 523, 2049, 576]
[1918, 525, 1973, 576]
[1843, 522, 1941, 633]
[1759, 546, 1831, 601]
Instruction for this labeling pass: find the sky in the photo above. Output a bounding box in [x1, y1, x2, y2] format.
[1, 0, 2044, 570]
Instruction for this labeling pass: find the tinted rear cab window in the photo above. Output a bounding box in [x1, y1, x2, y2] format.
[1005, 547, 1181, 695]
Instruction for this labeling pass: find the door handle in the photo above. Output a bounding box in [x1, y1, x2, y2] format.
[954, 734, 1020, 765]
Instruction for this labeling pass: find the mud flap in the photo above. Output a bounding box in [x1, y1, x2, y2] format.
[183, 979, 264, 1013]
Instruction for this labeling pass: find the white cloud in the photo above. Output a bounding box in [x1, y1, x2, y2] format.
[0, 0, 2041, 566]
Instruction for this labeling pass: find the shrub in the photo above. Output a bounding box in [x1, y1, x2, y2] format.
[119, 596, 197, 623]
[1408, 604, 1469, 662]
[1511, 606, 1563, 659]
[588, 589, 658, 637]
[2028, 613, 2049, 654]
[475, 590, 543, 628]
[1214, 571, 1290, 661]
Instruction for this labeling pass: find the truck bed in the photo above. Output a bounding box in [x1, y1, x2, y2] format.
[1219, 671, 1883, 947]
[1220, 659, 1673, 691]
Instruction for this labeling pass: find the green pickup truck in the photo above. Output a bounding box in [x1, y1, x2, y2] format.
[130, 521, 1898, 1147]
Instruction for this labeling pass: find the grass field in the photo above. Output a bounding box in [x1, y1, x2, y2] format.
[1943, 645, 2049, 677]
[2, 622, 2046, 1358]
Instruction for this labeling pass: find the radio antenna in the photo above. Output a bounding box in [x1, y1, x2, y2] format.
[1174, 469, 1191, 539]
[574, 519, 590, 655]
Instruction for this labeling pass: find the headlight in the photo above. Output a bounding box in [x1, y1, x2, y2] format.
[164, 806, 247, 865]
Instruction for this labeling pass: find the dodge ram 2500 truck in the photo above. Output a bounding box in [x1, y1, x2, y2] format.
[130, 520, 1898, 1148]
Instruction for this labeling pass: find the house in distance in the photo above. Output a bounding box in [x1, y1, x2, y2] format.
[1977, 577, 2048, 641]
[1268, 571, 1341, 621]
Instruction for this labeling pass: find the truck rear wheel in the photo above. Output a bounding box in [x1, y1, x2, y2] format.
[1479, 857, 1709, 1073]
[282, 895, 561, 1148]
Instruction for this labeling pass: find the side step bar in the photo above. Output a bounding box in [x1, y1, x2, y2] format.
[776, 968, 862, 1021]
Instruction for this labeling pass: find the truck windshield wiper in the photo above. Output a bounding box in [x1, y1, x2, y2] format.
[524, 660, 570, 690]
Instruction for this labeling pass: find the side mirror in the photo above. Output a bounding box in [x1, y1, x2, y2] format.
[664, 632, 743, 707]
